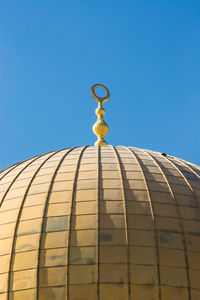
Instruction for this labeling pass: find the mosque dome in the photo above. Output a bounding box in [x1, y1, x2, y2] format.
[0, 145, 200, 300]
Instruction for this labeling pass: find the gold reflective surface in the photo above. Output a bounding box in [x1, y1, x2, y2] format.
[0, 146, 200, 299]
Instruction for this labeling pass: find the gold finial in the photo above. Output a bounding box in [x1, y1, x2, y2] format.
[91, 84, 110, 146]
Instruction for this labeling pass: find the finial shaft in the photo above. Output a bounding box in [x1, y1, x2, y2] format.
[91, 84, 110, 146]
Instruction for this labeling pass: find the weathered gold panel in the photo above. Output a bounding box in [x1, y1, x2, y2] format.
[38, 286, 65, 300]
[69, 246, 96, 265]
[14, 233, 40, 252]
[10, 268, 37, 290]
[40, 248, 67, 267]
[12, 250, 38, 271]
[39, 266, 66, 286]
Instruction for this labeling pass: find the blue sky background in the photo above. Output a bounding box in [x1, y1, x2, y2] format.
[0, 1, 200, 170]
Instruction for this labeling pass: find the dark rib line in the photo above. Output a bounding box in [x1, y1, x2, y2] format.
[66, 146, 89, 300]
[127, 147, 162, 300]
[113, 146, 131, 299]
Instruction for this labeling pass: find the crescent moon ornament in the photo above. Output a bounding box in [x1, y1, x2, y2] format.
[90, 84, 110, 104]
[91, 84, 110, 146]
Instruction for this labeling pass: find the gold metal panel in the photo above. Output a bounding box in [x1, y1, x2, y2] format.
[32, 174, 52, 184]
[161, 286, 188, 300]
[128, 214, 154, 230]
[101, 170, 120, 178]
[100, 284, 129, 300]
[126, 201, 151, 214]
[101, 179, 121, 189]
[156, 216, 180, 231]
[159, 248, 185, 268]
[180, 206, 200, 220]
[131, 284, 159, 300]
[130, 265, 158, 284]
[153, 203, 178, 217]
[78, 163, 97, 171]
[40, 248, 67, 267]
[1, 197, 21, 212]
[130, 246, 156, 265]
[27, 183, 50, 195]
[183, 219, 200, 234]
[41, 231, 69, 249]
[0, 293, 7, 300]
[0, 273, 8, 293]
[69, 246, 96, 265]
[148, 181, 169, 192]
[71, 230, 96, 246]
[100, 214, 125, 228]
[39, 266, 66, 286]
[0, 255, 10, 274]
[38, 286, 65, 300]
[149, 191, 174, 204]
[59, 164, 76, 172]
[24, 193, 47, 207]
[71, 215, 97, 230]
[124, 179, 146, 190]
[175, 194, 197, 207]
[0, 209, 18, 225]
[0, 222, 15, 239]
[191, 289, 200, 300]
[123, 171, 143, 180]
[75, 201, 96, 215]
[190, 269, 200, 289]
[76, 179, 96, 190]
[14, 233, 40, 252]
[69, 265, 97, 284]
[75, 189, 96, 201]
[10, 268, 36, 290]
[125, 189, 149, 201]
[0, 237, 12, 255]
[100, 246, 127, 263]
[52, 181, 73, 192]
[100, 189, 123, 201]
[129, 229, 155, 247]
[188, 251, 200, 269]
[77, 171, 97, 180]
[17, 218, 42, 236]
[47, 203, 71, 217]
[99, 201, 124, 214]
[12, 250, 38, 271]
[158, 231, 184, 249]
[49, 191, 72, 203]
[20, 205, 44, 220]
[5, 187, 26, 200]
[69, 284, 97, 300]
[38, 167, 58, 176]
[160, 266, 187, 287]
[55, 172, 74, 181]
[100, 264, 128, 283]
[45, 216, 69, 232]
[99, 229, 126, 245]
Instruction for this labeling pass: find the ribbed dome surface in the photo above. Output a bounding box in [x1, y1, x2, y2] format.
[0, 146, 200, 300]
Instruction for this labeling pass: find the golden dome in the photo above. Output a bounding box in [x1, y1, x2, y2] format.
[0, 146, 200, 300]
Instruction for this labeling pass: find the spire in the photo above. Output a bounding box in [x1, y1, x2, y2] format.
[91, 84, 110, 146]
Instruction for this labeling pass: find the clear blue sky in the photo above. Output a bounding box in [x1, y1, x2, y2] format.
[1, 1, 200, 170]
